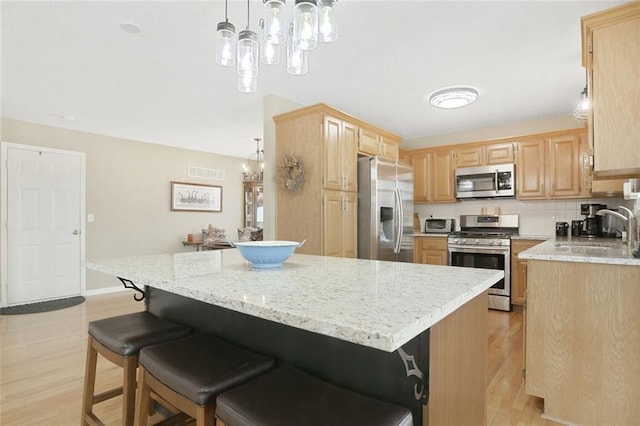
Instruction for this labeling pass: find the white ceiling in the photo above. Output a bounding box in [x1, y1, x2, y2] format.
[1, 1, 625, 160]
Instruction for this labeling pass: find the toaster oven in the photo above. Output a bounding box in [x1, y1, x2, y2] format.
[424, 218, 454, 234]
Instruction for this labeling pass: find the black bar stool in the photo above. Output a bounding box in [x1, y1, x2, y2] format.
[215, 365, 414, 426]
[135, 333, 275, 426]
[80, 311, 191, 426]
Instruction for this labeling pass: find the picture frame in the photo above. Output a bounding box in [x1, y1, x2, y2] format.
[171, 181, 222, 212]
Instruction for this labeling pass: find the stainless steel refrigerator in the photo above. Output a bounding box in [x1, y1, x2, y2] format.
[358, 157, 414, 262]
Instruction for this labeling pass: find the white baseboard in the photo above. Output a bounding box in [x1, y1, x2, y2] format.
[84, 286, 128, 297]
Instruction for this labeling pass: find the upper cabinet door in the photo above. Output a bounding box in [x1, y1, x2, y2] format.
[358, 128, 379, 156]
[548, 134, 582, 198]
[431, 150, 456, 202]
[323, 115, 342, 191]
[455, 146, 484, 168]
[583, 3, 640, 178]
[516, 140, 546, 199]
[486, 143, 514, 165]
[411, 152, 430, 203]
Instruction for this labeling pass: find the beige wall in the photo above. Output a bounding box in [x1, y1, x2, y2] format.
[401, 114, 582, 150]
[1, 118, 246, 292]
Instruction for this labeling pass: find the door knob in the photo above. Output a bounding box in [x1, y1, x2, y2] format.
[73, 230, 79, 235]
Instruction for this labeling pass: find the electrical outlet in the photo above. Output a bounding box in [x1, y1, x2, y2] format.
[87, 214, 95, 223]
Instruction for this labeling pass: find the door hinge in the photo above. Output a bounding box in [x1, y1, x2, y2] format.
[523, 300, 527, 311]
[522, 368, 526, 378]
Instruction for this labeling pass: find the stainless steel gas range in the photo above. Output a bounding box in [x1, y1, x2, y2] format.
[447, 215, 519, 311]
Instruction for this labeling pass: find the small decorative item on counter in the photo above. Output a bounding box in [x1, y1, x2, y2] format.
[187, 233, 194, 242]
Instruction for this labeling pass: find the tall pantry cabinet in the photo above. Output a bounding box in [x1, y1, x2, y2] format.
[273, 103, 401, 258]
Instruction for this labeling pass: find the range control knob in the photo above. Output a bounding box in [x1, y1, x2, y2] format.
[475, 239, 480, 244]
[488, 240, 495, 245]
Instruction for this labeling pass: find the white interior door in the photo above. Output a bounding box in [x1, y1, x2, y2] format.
[6, 146, 83, 305]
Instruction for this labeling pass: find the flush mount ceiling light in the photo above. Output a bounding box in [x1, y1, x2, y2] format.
[216, 0, 340, 93]
[429, 86, 479, 109]
[119, 22, 141, 34]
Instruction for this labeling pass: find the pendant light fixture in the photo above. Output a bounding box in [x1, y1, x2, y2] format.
[287, 23, 308, 75]
[318, 0, 338, 42]
[260, 19, 280, 65]
[216, 0, 236, 67]
[293, 0, 318, 50]
[572, 70, 589, 122]
[263, 0, 287, 44]
[242, 138, 265, 182]
[237, 0, 259, 93]
[215, 0, 339, 93]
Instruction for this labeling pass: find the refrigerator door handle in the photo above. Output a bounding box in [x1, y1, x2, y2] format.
[397, 187, 405, 253]
[394, 187, 403, 254]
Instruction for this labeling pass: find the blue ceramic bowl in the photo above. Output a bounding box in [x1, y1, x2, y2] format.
[232, 240, 305, 269]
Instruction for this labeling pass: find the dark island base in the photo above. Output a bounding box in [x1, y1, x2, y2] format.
[146, 287, 429, 425]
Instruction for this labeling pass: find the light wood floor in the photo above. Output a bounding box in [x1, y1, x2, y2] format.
[0, 292, 560, 425]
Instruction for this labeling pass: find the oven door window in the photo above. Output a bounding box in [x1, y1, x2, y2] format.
[450, 251, 505, 290]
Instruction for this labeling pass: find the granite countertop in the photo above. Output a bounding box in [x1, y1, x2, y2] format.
[511, 234, 551, 241]
[519, 237, 640, 266]
[86, 250, 502, 353]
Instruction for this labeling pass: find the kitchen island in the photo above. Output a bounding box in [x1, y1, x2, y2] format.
[87, 250, 503, 425]
[520, 238, 640, 425]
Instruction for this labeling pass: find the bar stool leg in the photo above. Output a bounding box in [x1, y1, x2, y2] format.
[135, 367, 152, 426]
[196, 406, 215, 426]
[81, 337, 98, 425]
[122, 355, 138, 426]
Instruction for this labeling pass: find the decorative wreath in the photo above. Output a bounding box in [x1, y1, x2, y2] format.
[279, 154, 305, 192]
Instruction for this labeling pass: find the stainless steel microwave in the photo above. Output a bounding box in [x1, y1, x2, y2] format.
[455, 163, 515, 199]
[424, 218, 454, 234]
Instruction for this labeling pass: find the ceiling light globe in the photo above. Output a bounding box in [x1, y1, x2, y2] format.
[294, 0, 318, 50]
[264, 0, 287, 45]
[319, 0, 338, 42]
[429, 87, 479, 109]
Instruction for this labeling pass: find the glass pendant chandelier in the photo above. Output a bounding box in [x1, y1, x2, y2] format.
[242, 138, 264, 182]
[293, 0, 318, 50]
[237, 0, 259, 93]
[573, 85, 589, 122]
[260, 19, 280, 65]
[318, 0, 338, 42]
[215, 0, 339, 93]
[216, 0, 236, 66]
[287, 24, 308, 75]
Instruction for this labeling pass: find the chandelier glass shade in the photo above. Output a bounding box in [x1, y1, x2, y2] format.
[216, 0, 339, 93]
[242, 138, 265, 182]
[572, 85, 589, 122]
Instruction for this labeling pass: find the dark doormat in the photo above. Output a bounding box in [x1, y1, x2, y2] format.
[0, 296, 86, 315]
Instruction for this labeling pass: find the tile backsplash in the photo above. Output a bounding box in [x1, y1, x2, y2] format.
[414, 197, 634, 237]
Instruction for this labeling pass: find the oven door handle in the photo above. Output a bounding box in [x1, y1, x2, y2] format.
[494, 169, 499, 192]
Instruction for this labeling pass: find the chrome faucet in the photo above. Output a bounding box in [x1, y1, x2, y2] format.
[597, 206, 638, 250]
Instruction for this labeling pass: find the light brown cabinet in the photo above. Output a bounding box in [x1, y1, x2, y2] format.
[431, 149, 456, 202]
[274, 103, 400, 258]
[510, 239, 543, 306]
[410, 148, 455, 203]
[357, 129, 400, 161]
[324, 115, 357, 193]
[323, 190, 357, 258]
[582, 2, 640, 178]
[414, 236, 448, 265]
[516, 139, 546, 199]
[515, 129, 589, 200]
[455, 142, 515, 168]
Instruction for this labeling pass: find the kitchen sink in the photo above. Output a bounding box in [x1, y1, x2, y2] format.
[555, 241, 626, 256]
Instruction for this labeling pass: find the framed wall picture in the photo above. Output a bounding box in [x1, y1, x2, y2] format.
[171, 181, 222, 212]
